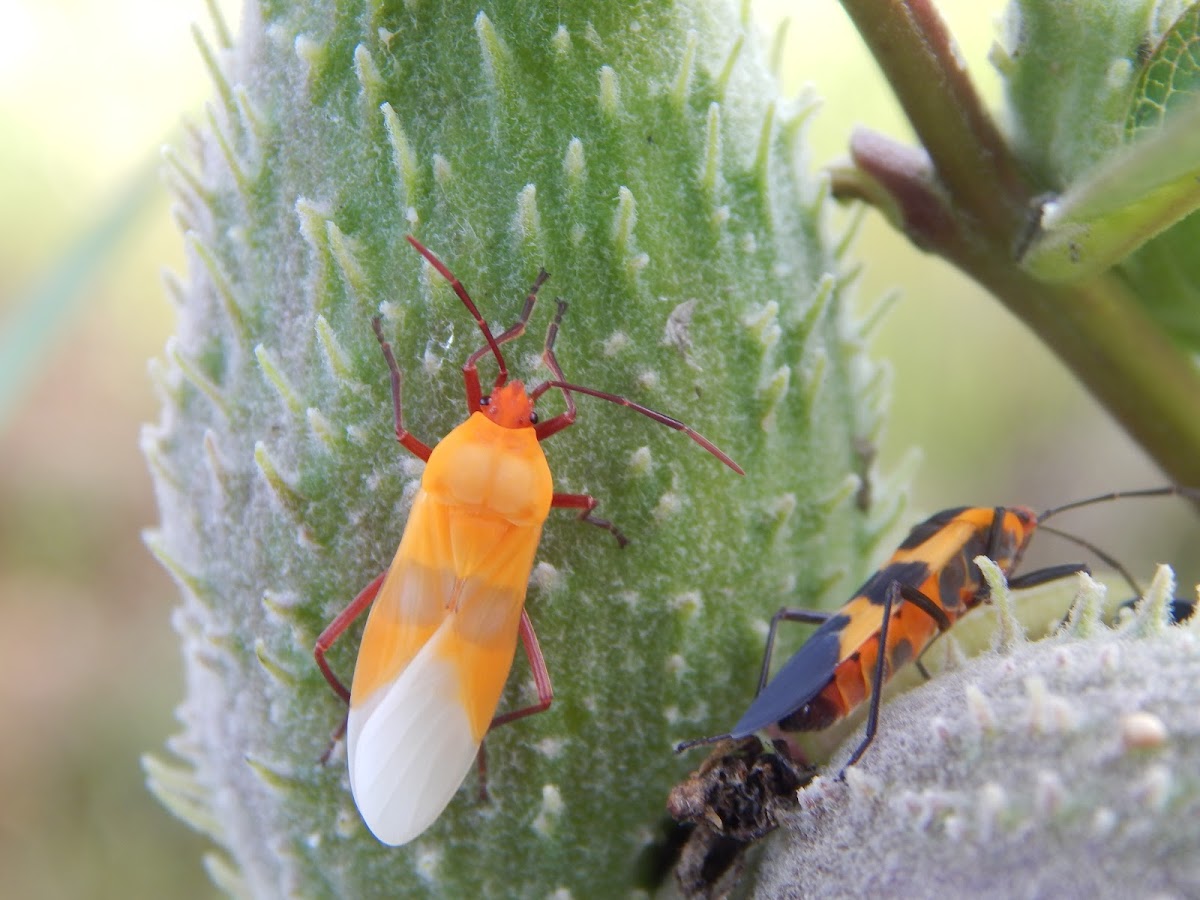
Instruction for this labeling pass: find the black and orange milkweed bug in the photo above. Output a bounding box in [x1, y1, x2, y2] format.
[677, 487, 1200, 775]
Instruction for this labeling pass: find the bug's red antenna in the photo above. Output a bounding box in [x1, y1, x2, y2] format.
[533, 298, 578, 431]
[535, 380, 744, 475]
[517, 307, 739, 475]
[529, 299, 744, 474]
[406, 235, 510, 391]
[463, 268, 550, 381]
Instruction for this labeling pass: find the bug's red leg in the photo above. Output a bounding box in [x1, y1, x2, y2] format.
[535, 378, 744, 473]
[406, 235, 519, 407]
[756, 608, 836, 694]
[533, 406, 577, 441]
[529, 298, 742, 470]
[314, 571, 387, 703]
[552, 491, 629, 548]
[313, 571, 387, 762]
[475, 744, 491, 803]
[528, 299, 744, 474]
[371, 318, 433, 461]
[474, 610, 556, 802]
[316, 717, 351, 766]
[484, 270, 551, 353]
[525, 304, 612, 521]
[490, 609, 555, 729]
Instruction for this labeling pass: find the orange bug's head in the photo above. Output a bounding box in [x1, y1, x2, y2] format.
[1011, 506, 1039, 544]
[480, 381, 538, 429]
[1002, 505, 1040, 573]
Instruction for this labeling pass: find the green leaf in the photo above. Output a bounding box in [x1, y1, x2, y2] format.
[1018, 4, 1200, 283]
[1017, 98, 1200, 282]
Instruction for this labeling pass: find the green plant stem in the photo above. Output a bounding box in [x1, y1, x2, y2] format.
[834, 0, 1200, 487]
[968, 255, 1200, 489]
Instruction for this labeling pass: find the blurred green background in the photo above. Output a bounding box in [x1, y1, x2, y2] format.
[1, 1, 1194, 897]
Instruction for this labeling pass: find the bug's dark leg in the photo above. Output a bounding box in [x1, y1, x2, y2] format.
[985, 506, 1007, 560]
[1006, 562, 1090, 590]
[757, 608, 836, 694]
[984, 506, 1096, 594]
[1003, 561, 1092, 628]
[839, 581, 900, 775]
[551, 491, 629, 548]
[896, 583, 954, 681]
[897, 583, 953, 632]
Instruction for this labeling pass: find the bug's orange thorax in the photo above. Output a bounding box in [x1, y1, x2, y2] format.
[421, 409, 553, 529]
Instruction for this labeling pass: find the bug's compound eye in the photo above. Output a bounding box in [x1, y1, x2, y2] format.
[479, 395, 491, 407]
[529, 411, 538, 425]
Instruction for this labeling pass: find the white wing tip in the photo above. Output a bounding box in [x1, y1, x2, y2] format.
[347, 653, 481, 845]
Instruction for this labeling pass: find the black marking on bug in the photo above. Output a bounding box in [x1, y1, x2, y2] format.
[895, 507, 968, 550]
[860, 561, 931, 604]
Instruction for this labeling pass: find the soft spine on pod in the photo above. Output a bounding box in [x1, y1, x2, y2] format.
[754, 565, 1200, 895]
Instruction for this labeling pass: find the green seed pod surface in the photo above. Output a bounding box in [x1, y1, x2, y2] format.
[142, 1, 892, 896]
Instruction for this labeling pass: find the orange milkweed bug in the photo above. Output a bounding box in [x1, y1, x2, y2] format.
[677, 487, 1199, 774]
[314, 236, 743, 846]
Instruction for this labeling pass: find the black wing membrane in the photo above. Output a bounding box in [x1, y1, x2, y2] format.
[728, 615, 848, 738]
